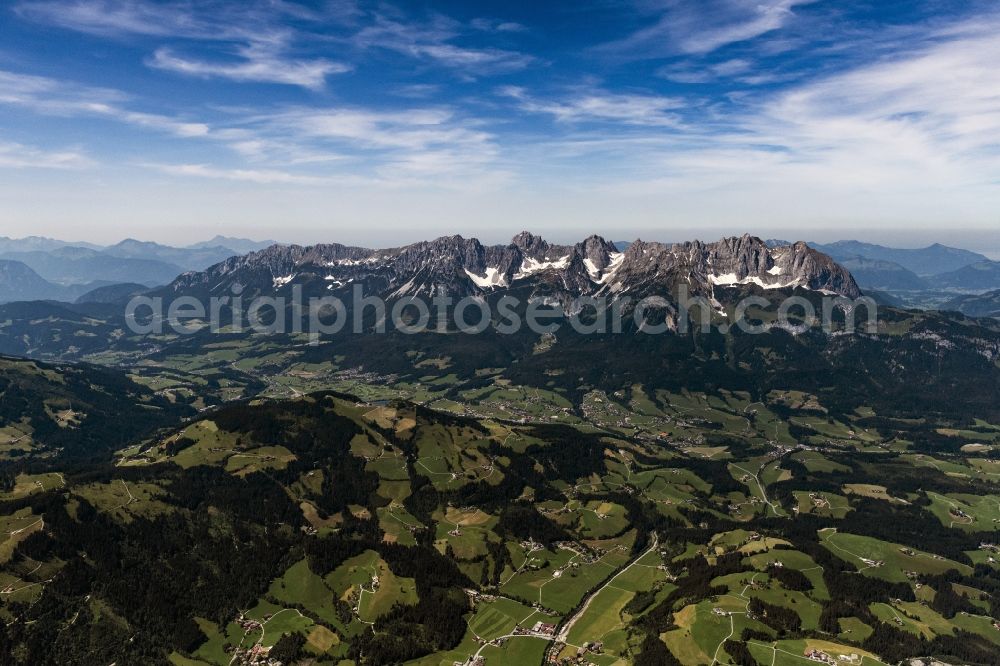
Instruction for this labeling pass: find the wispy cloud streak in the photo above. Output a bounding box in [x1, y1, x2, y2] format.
[0, 69, 211, 137]
[600, 0, 815, 57]
[0, 140, 93, 169]
[149, 42, 350, 90]
[499, 86, 686, 126]
[16, 0, 350, 89]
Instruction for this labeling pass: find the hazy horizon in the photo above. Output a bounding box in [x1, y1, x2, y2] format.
[3, 226, 999, 259]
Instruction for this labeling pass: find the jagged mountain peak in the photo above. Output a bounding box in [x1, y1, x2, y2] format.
[510, 231, 556, 261]
[574, 235, 619, 272]
[597, 235, 859, 299]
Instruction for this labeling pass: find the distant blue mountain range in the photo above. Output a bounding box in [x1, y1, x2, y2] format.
[0, 235, 276, 303]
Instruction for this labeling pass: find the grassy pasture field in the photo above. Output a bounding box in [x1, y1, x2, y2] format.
[377, 504, 423, 545]
[575, 500, 630, 539]
[433, 507, 495, 559]
[868, 597, 1000, 646]
[0, 568, 48, 610]
[348, 432, 381, 458]
[655, 390, 757, 438]
[469, 596, 541, 641]
[633, 467, 710, 496]
[324, 550, 417, 623]
[0, 472, 64, 501]
[925, 491, 1000, 531]
[744, 549, 830, 600]
[841, 484, 908, 504]
[837, 616, 873, 642]
[477, 635, 549, 665]
[870, 600, 949, 640]
[192, 600, 324, 665]
[819, 529, 971, 582]
[747, 638, 889, 666]
[791, 415, 877, 444]
[0, 510, 53, 614]
[0, 424, 35, 459]
[500, 543, 631, 614]
[967, 458, 1000, 479]
[223, 445, 296, 475]
[951, 611, 1000, 645]
[561, 553, 675, 661]
[709, 566, 823, 633]
[358, 564, 417, 621]
[610, 549, 669, 592]
[902, 453, 978, 477]
[190, 617, 231, 665]
[662, 596, 773, 666]
[710, 529, 759, 552]
[793, 490, 853, 518]
[299, 501, 341, 532]
[269, 559, 342, 626]
[791, 451, 851, 474]
[408, 596, 554, 666]
[71, 480, 173, 522]
[142, 419, 241, 469]
[365, 452, 410, 481]
[564, 585, 632, 651]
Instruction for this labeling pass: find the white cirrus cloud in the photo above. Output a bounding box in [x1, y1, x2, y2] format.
[14, 0, 212, 38]
[749, 18, 1000, 184]
[251, 105, 504, 181]
[353, 13, 534, 75]
[0, 140, 93, 169]
[499, 86, 686, 126]
[574, 14, 1000, 214]
[17, 0, 534, 82]
[146, 163, 334, 185]
[601, 0, 816, 57]
[269, 107, 492, 150]
[0, 69, 213, 138]
[656, 57, 757, 84]
[149, 43, 350, 90]
[0, 65, 509, 186]
[16, 0, 350, 89]
[13, 0, 331, 40]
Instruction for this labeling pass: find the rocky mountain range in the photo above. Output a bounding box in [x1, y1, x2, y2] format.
[5, 231, 1000, 317]
[165, 232, 861, 306]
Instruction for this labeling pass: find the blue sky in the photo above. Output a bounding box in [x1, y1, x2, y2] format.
[1, 0, 1000, 247]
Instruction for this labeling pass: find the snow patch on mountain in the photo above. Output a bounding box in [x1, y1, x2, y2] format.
[709, 273, 804, 290]
[465, 267, 507, 289]
[514, 255, 570, 280]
